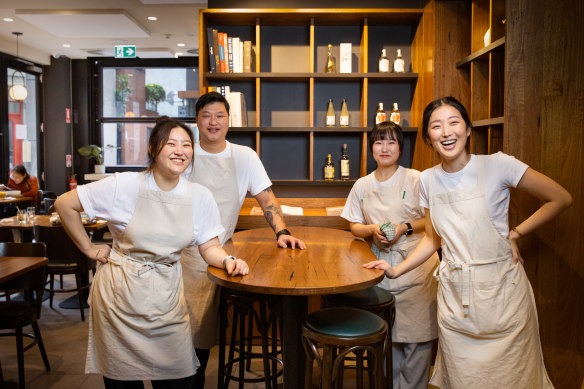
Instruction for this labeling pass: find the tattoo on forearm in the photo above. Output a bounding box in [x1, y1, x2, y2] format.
[263, 203, 281, 231]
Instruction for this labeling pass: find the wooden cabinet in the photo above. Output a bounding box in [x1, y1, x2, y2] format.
[455, 0, 506, 154]
[199, 9, 424, 190]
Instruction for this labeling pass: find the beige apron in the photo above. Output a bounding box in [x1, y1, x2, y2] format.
[181, 153, 240, 348]
[85, 174, 198, 380]
[428, 157, 554, 388]
[361, 170, 438, 343]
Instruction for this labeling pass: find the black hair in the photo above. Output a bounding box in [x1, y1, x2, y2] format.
[147, 116, 194, 171]
[195, 92, 230, 116]
[368, 121, 404, 155]
[11, 165, 30, 190]
[422, 96, 471, 145]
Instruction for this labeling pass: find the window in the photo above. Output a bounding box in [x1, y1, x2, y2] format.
[96, 58, 198, 168]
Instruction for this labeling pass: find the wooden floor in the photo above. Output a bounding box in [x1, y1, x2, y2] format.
[0, 274, 438, 388]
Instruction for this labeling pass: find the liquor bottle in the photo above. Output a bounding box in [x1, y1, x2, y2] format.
[340, 144, 350, 180]
[378, 49, 390, 73]
[340, 98, 349, 127]
[393, 49, 405, 73]
[324, 154, 335, 181]
[390, 103, 401, 125]
[375, 102, 386, 124]
[326, 99, 335, 127]
[325, 44, 335, 73]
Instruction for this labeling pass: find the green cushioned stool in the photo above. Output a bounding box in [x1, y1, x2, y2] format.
[325, 286, 396, 389]
[302, 307, 388, 389]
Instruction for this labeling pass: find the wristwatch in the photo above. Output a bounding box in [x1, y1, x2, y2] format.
[222, 255, 236, 269]
[405, 222, 413, 236]
[275, 228, 291, 241]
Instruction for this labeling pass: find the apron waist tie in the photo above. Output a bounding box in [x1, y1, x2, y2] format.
[435, 257, 510, 315]
[109, 249, 176, 276]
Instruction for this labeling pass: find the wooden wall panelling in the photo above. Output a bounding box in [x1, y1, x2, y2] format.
[506, 0, 584, 387]
[470, 61, 489, 121]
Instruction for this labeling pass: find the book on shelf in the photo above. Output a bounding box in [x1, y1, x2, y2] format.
[206, 28, 216, 72]
[280, 205, 304, 216]
[243, 41, 252, 72]
[217, 32, 226, 73]
[325, 206, 344, 216]
[229, 92, 247, 127]
[212, 29, 220, 73]
[238, 40, 244, 72]
[227, 36, 234, 73]
[221, 33, 229, 73]
[232, 37, 240, 73]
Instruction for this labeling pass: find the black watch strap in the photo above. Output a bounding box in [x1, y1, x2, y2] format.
[275, 229, 291, 241]
[405, 222, 413, 236]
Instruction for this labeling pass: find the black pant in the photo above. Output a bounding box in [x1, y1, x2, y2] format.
[194, 348, 211, 389]
[103, 374, 196, 389]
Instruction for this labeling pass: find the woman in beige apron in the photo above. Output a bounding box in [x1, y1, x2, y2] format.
[365, 97, 572, 388]
[55, 117, 249, 389]
[342, 122, 438, 389]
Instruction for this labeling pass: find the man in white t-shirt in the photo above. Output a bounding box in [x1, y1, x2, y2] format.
[181, 92, 306, 388]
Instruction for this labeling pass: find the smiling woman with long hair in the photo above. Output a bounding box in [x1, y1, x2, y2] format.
[364, 97, 572, 388]
[55, 116, 249, 389]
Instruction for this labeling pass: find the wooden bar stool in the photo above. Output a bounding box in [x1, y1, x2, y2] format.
[218, 287, 283, 389]
[302, 307, 388, 389]
[325, 286, 396, 389]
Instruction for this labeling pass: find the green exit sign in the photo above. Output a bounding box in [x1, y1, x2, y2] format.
[115, 45, 136, 58]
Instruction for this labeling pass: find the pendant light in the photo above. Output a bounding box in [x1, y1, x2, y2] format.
[9, 32, 28, 101]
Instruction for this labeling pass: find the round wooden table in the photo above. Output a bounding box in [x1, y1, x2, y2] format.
[208, 226, 384, 389]
[0, 215, 108, 242]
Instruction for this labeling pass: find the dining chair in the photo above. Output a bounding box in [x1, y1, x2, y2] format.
[0, 254, 50, 389]
[0, 243, 47, 302]
[37, 190, 57, 215]
[33, 225, 96, 321]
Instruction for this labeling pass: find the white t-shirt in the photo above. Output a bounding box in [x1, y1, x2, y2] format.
[77, 172, 224, 246]
[184, 140, 272, 206]
[419, 152, 528, 235]
[342, 166, 424, 224]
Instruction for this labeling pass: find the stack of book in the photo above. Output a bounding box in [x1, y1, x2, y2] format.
[206, 28, 253, 73]
[206, 86, 247, 127]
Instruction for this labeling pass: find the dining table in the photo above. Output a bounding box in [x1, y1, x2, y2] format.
[0, 214, 108, 243]
[0, 256, 48, 283]
[208, 226, 384, 389]
[0, 195, 33, 218]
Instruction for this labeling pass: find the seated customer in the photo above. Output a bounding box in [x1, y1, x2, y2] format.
[7, 165, 39, 205]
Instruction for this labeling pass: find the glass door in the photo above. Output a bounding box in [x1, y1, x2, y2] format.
[7, 68, 39, 179]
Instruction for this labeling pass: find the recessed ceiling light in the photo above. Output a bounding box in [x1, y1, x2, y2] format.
[3, 18, 14, 22]
[177, 43, 185, 47]
[147, 16, 157, 21]
[62, 44, 71, 48]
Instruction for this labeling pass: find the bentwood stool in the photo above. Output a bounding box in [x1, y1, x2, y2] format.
[218, 288, 283, 389]
[303, 307, 388, 389]
[325, 286, 396, 389]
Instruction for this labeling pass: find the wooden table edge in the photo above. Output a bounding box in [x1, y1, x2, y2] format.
[0, 256, 49, 283]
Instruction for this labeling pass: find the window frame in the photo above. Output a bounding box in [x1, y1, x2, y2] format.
[90, 57, 199, 171]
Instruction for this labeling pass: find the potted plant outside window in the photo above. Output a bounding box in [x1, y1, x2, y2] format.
[78, 145, 105, 174]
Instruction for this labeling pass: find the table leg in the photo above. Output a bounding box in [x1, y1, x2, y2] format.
[58, 268, 90, 309]
[281, 295, 308, 389]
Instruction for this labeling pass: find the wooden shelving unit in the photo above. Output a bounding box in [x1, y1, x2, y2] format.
[199, 9, 423, 187]
[457, 0, 506, 155]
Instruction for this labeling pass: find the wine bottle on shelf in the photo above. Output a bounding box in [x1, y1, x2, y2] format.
[390, 103, 401, 125]
[393, 49, 405, 73]
[324, 154, 335, 181]
[325, 44, 335, 73]
[378, 49, 390, 73]
[340, 144, 350, 180]
[375, 103, 386, 124]
[340, 98, 349, 127]
[326, 99, 335, 127]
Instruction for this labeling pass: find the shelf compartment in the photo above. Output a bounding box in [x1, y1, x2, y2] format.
[205, 72, 419, 80]
[313, 133, 362, 181]
[260, 132, 310, 180]
[368, 25, 415, 73]
[456, 37, 505, 68]
[471, 116, 504, 127]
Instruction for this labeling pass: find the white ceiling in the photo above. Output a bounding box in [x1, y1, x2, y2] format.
[0, 0, 206, 65]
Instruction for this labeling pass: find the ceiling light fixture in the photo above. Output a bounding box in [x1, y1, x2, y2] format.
[147, 16, 157, 21]
[177, 43, 185, 47]
[62, 43, 71, 48]
[9, 32, 27, 102]
[3, 17, 14, 22]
